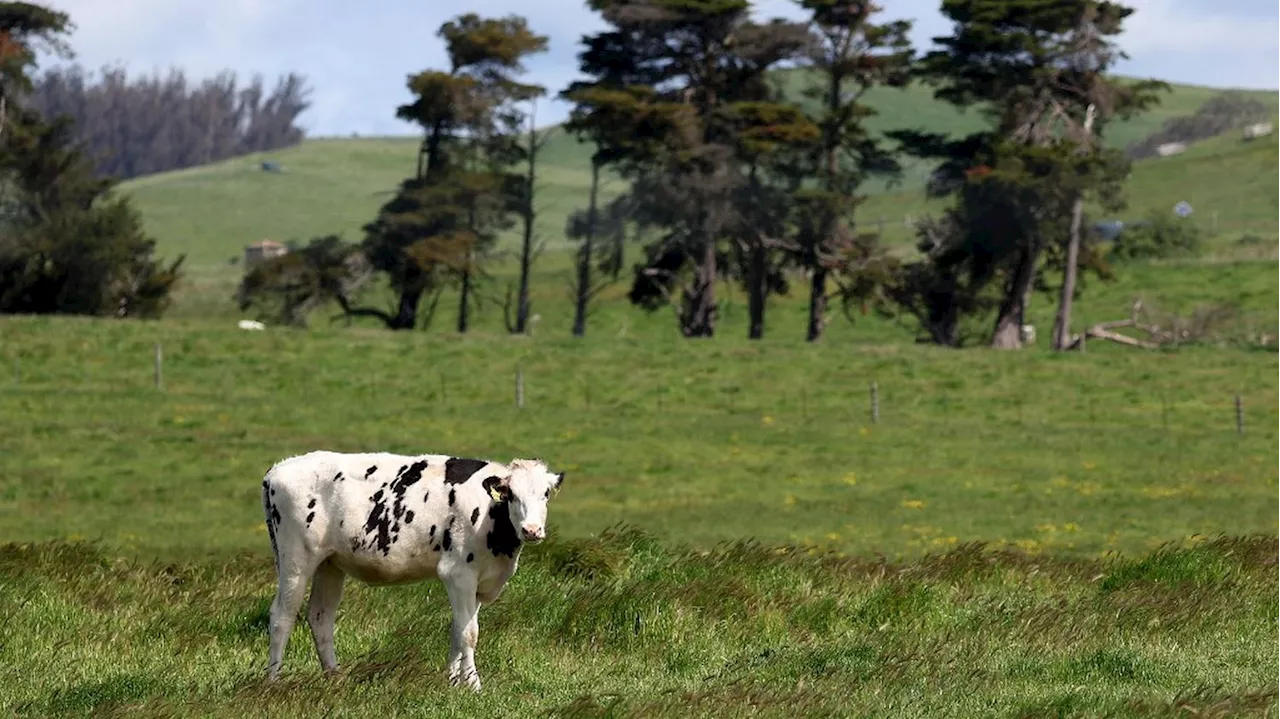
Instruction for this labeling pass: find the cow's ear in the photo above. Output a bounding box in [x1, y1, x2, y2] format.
[555, 472, 565, 489]
[482, 474, 512, 503]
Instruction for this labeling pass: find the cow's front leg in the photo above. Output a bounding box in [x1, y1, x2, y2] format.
[442, 567, 481, 692]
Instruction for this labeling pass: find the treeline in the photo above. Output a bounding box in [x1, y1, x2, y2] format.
[243, 0, 1171, 351]
[26, 65, 311, 179]
[0, 3, 183, 318]
[1125, 91, 1272, 160]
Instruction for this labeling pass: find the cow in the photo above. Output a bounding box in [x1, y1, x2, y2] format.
[259, 450, 565, 691]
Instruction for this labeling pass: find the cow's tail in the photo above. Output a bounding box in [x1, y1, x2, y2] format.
[262, 473, 280, 573]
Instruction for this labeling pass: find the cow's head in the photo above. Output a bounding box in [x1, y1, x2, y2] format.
[485, 458, 564, 544]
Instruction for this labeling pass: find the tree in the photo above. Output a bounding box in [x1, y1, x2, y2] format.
[505, 100, 550, 335]
[895, 0, 1164, 349]
[237, 234, 373, 328]
[564, 173, 643, 337]
[793, 0, 912, 342]
[0, 4, 182, 318]
[729, 100, 819, 339]
[567, 1, 811, 338]
[359, 12, 546, 332]
[559, 83, 655, 338]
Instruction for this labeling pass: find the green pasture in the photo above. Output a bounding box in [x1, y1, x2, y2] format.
[0, 72, 1275, 718]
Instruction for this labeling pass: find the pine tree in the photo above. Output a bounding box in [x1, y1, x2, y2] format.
[792, 0, 912, 342]
[357, 12, 546, 331]
[894, 0, 1164, 348]
[567, 0, 812, 338]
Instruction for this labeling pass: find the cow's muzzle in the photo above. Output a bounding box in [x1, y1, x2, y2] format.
[521, 524, 545, 543]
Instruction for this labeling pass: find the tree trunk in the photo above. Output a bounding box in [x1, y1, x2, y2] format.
[747, 242, 766, 340]
[572, 161, 601, 338]
[1052, 104, 1096, 351]
[514, 108, 538, 334]
[681, 234, 717, 337]
[456, 268, 471, 334]
[391, 286, 422, 330]
[991, 245, 1039, 349]
[1051, 196, 1085, 349]
[806, 267, 828, 342]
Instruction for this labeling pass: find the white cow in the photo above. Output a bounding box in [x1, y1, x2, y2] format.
[260, 450, 565, 690]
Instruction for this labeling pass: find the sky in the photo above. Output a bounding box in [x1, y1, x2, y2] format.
[41, 0, 1280, 138]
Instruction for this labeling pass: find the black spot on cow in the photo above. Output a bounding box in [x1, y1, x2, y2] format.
[270, 488, 276, 496]
[365, 465, 377, 478]
[433, 544, 441, 553]
[445, 457, 488, 485]
[448, 515, 456, 528]
[429, 524, 436, 539]
[466, 553, 474, 563]
[362, 491, 393, 555]
[442, 528, 453, 552]
[339, 520, 344, 528]
[333, 472, 344, 482]
[404, 510, 415, 525]
[486, 501, 522, 558]
[423, 492, 430, 504]
[261, 479, 268, 488]
[470, 507, 480, 525]
[306, 512, 315, 526]
[448, 488, 456, 506]
[307, 498, 316, 509]
[360, 460, 430, 556]
[270, 505, 281, 526]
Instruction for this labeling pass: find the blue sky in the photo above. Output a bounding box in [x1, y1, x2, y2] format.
[44, 0, 1280, 137]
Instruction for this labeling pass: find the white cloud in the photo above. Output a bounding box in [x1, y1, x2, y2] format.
[28, 0, 1280, 136]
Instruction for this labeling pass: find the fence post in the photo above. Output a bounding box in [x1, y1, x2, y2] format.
[1234, 395, 1243, 435]
[869, 381, 879, 424]
[515, 365, 525, 409]
[154, 342, 163, 391]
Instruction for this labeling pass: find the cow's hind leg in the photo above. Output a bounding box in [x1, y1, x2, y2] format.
[267, 558, 316, 680]
[307, 558, 345, 673]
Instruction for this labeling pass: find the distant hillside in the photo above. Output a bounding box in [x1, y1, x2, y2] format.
[119, 77, 1278, 268]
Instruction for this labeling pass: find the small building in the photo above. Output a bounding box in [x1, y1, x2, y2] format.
[244, 239, 287, 267]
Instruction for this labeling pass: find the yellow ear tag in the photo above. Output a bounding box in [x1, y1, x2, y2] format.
[488, 485, 504, 503]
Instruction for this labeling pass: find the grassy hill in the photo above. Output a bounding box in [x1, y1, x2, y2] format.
[120, 78, 1279, 271]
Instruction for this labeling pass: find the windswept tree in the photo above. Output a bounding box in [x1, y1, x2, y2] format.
[729, 98, 819, 340]
[895, 0, 1164, 348]
[358, 12, 546, 331]
[792, 0, 913, 342]
[566, 0, 813, 338]
[237, 234, 372, 328]
[506, 101, 550, 335]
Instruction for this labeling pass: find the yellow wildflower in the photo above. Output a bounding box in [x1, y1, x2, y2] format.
[901, 499, 925, 510]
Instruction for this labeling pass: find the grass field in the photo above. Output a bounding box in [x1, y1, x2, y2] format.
[1, 312, 1277, 716]
[1, 70, 1277, 717]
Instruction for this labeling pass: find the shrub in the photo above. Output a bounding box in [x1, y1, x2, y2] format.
[1108, 211, 1202, 262]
